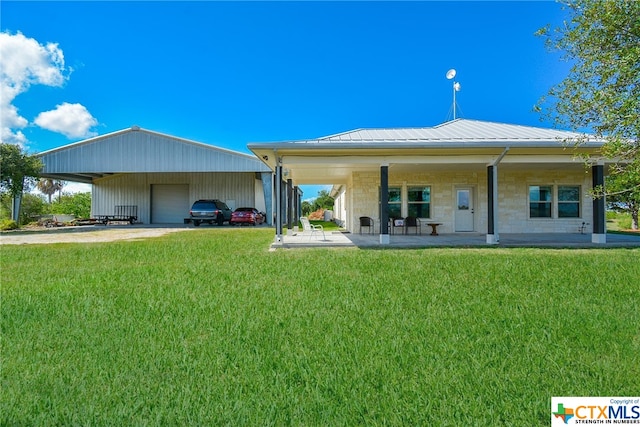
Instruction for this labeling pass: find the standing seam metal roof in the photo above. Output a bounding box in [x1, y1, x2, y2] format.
[38, 126, 271, 180]
[316, 119, 589, 143]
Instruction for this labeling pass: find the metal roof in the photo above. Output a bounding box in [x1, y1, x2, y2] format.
[317, 119, 591, 143]
[251, 119, 604, 146]
[247, 119, 608, 185]
[38, 126, 271, 183]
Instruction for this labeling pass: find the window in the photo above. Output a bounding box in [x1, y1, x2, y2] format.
[379, 185, 432, 219]
[529, 186, 552, 218]
[387, 187, 402, 219]
[558, 186, 580, 218]
[407, 186, 431, 218]
[529, 185, 581, 218]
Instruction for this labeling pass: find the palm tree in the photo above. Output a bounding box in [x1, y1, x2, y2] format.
[37, 179, 65, 204]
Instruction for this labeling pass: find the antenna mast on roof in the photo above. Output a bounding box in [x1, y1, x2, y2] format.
[445, 69, 462, 120]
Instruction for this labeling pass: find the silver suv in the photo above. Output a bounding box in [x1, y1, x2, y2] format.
[189, 199, 232, 226]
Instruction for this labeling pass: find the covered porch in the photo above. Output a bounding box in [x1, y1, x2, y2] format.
[249, 119, 610, 245]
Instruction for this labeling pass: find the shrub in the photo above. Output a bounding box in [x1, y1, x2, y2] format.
[617, 215, 633, 230]
[0, 219, 18, 230]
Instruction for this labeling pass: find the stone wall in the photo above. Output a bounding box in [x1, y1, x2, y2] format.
[348, 167, 593, 234]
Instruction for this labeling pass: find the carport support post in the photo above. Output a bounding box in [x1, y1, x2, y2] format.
[592, 162, 606, 244]
[11, 192, 22, 223]
[380, 164, 390, 244]
[275, 164, 283, 243]
[260, 172, 273, 226]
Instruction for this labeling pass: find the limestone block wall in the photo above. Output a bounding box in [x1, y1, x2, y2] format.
[350, 170, 485, 234]
[348, 167, 593, 234]
[498, 168, 593, 233]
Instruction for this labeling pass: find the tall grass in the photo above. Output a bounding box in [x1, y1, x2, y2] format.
[607, 211, 633, 231]
[2, 228, 639, 425]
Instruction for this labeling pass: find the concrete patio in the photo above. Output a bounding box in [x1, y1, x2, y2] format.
[272, 230, 640, 249]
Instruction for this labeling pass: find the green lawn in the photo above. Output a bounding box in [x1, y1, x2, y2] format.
[2, 228, 639, 425]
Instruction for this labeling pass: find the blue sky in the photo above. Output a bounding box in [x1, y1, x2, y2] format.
[1, 1, 569, 198]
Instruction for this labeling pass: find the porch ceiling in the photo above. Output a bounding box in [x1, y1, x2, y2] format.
[281, 153, 590, 185]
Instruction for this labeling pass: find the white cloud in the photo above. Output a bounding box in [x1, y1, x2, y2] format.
[0, 31, 97, 144]
[0, 31, 66, 97]
[65, 182, 92, 193]
[34, 102, 98, 139]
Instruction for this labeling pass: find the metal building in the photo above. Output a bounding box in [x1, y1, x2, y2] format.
[38, 126, 274, 224]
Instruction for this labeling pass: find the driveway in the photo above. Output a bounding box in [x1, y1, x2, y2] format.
[0, 225, 194, 245]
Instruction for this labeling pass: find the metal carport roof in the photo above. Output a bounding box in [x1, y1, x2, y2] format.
[38, 126, 271, 183]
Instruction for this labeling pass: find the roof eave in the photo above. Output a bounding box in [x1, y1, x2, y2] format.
[248, 140, 605, 150]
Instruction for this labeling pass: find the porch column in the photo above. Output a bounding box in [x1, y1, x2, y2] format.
[486, 148, 508, 245]
[295, 186, 301, 227]
[286, 178, 293, 233]
[380, 163, 390, 244]
[592, 162, 606, 244]
[486, 165, 499, 244]
[275, 164, 283, 243]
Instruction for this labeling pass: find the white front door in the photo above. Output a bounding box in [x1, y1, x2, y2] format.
[455, 187, 474, 231]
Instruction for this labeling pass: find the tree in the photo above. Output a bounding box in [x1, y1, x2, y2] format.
[312, 189, 335, 211]
[37, 179, 65, 204]
[50, 192, 92, 219]
[0, 143, 43, 198]
[536, 0, 640, 211]
[301, 200, 313, 216]
[606, 170, 639, 229]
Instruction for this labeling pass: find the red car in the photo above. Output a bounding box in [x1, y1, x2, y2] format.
[230, 207, 265, 226]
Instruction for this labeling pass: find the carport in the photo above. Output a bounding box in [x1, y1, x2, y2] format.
[37, 126, 275, 224]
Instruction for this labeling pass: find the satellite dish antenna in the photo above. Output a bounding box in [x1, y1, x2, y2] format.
[445, 68, 461, 120]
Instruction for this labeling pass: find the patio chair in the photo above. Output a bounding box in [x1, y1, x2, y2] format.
[359, 216, 375, 234]
[404, 216, 421, 235]
[300, 216, 326, 240]
[389, 217, 403, 234]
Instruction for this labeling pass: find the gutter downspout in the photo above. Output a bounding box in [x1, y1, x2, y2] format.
[487, 147, 509, 245]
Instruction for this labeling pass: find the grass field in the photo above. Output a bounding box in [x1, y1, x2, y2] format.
[2, 228, 639, 425]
